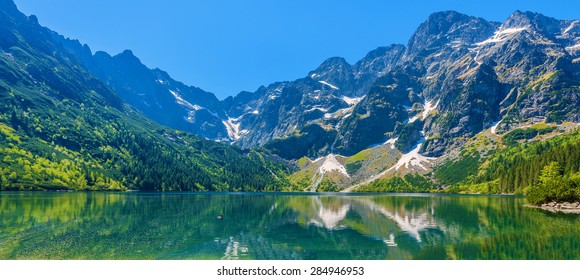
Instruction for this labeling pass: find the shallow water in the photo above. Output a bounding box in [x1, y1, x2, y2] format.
[1, 192, 579, 260]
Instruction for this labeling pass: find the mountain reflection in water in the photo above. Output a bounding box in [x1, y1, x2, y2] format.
[1, 192, 579, 260]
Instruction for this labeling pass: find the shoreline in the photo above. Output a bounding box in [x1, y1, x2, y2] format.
[0, 189, 523, 196]
[525, 202, 580, 213]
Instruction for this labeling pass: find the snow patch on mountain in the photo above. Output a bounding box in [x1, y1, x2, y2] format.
[309, 154, 349, 192]
[390, 135, 436, 171]
[305, 106, 330, 113]
[490, 121, 501, 135]
[319, 154, 349, 177]
[319, 97, 364, 122]
[566, 44, 580, 51]
[475, 27, 527, 46]
[223, 118, 247, 140]
[341, 95, 364, 106]
[385, 138, 398, 149]
[422, 100, 439, 119]
[169, 90, 202, 111]
[563, 21, 579, 34]
[319, 81, 340, 90]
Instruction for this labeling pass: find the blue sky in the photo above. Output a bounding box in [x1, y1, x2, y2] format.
[13, 0, 580, 99]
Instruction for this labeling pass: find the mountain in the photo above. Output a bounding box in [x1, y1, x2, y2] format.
[52, 26, 407, 149]
[241, 10, 579, 158]
[51, 36, 230, 140]
[230, 10, 579, 192]
[0, 0, 293, 191]
[2, 0, 579, 194]
[223, 45, 406, 153]
[49, 9, 578, 169]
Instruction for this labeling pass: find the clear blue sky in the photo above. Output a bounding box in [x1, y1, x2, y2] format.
[13, 0, 579, 99]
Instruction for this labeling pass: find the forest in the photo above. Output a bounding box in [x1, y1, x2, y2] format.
[436, 128, 580, 204]
[0, 88, 294, 192]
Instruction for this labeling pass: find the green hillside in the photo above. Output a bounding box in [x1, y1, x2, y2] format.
[0, 3, 293, 192]
[435, 127, 580, 203]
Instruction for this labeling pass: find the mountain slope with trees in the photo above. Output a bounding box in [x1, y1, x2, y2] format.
[0, 0, 293, 192]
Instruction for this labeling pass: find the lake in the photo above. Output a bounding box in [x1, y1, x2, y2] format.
[1, 192, 579, 260]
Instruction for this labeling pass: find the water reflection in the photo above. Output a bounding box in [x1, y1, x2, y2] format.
[1, 192, 579, 259]
[309, 197, 351, 229]
[296, 196, 440, 245]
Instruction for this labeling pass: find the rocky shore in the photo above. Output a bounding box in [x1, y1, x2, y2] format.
[526, 202, 580, 213]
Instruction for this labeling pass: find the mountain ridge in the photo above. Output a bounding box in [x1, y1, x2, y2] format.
[47, 8, 579, 159]
[2, 0, 580, 193]
[0, 0, 294, 191]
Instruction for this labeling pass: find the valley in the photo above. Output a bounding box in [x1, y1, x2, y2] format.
[0, 0, 579, 201]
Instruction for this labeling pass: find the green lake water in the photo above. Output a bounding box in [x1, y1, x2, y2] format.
[1, 192, 579, 260]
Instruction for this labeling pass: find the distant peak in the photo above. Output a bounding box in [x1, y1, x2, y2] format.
[503, 10, 561, 35]
[113, 49, 143, 64]
[94, 51, 112, 59]
[417, 10, 482, 34]
[425, 10, 473, 24]
[120, 49, 135, 57]
[506, 10, 558, 23]
[321, 56, 349, 66]
[309, 57, 351, 80]
[508, 10, 547, 19]
[28, 14, 38, 25]
[407, 10, 493, 53]
[507, 10, 541, 21]
[428, 10, 466, 19]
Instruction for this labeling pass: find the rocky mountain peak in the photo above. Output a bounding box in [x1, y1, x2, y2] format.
[93, 50, 112, 60]
[427, 10, 471, 23]
[308, 57, 352, 85]
[405, 11, 498, 62]
[502, 10, 562, 39]
[313, 56, 350, 70]
[115, 49, 144, 66]
[504, 10, 545, 27]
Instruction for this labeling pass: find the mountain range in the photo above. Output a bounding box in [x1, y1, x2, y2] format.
[0, 0, 292, 191]
[1, 0, 579, 193]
